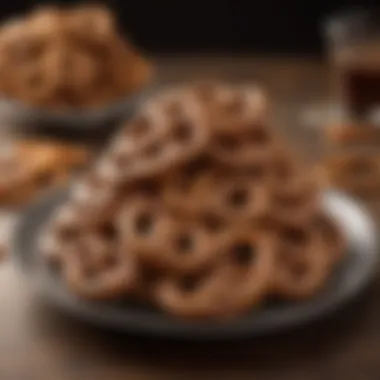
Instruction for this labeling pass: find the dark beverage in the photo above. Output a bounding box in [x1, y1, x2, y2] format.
[334, 42, 380, 118]
[325, 9, 380, 120]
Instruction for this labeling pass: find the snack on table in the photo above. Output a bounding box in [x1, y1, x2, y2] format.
[0, 139, 90, 207]
[40, 83, 346, 320]
[0, 5, 152, 110]
[316, 152, 380, 197]
[324, 123, 380, 145]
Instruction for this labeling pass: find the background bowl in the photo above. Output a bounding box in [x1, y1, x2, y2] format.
[0, 78, 160, 143]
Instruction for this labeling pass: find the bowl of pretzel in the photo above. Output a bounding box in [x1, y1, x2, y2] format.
[0, 5, 153, 132]
[13, 82, 378, 338]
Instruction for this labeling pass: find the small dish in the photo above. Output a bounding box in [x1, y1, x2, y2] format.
[0, 80, 159, 141]
[11, 188, 378, 340]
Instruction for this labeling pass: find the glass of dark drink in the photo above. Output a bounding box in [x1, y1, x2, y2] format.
[324, 8, 380, 122]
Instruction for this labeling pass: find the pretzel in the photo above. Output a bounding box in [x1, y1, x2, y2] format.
[64, 5, 115, 46]
[266, 147, 301, 185]
[61, 47, 103, 104]
[186, 80, 229, 105]
[154, 230, 275, 319]
[313, 212, 346, 264]
[0, 19, 39, 69]
[215, 230, 277, 316]
[272, 225, 331, 300]
[62, 232, 137, 300]
[325, 123, 380, 145]
[153, 267, 227, 319]
[68, 173, 121, 227]
[135, 218, 222, 274]
[323, 152, 380, 196]
[109, 37, 153, 97]
[0, 140, 88, 207]
[162, 162, 218, 217]
[0, 6, 151, 109]
[100, 100, 210, 185]
[39, 226, 67, 265]
[110, 110, 169, 156]
[117, 197, 174, 255]
[216, 179, 270, 220]
[210, 126, 277, 168]
[204, 85, 268, 134]
[0, 11, 65, 106]
[27, 6, 66, 39]
[267, 176, 319, 226]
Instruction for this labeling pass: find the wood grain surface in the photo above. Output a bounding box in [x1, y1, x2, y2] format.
[2, 56, 380, 380]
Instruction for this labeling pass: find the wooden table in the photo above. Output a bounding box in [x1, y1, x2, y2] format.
[2, 57, 380, 380]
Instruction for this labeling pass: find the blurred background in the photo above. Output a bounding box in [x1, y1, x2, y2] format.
[0, 1, 380, 379]
[0, 0, 375, 54]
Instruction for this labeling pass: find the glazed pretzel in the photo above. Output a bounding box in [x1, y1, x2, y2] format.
[0, 141, 85, 207]
[62, 232, 137, 300]
[153, 267, 228, 319]
[134, 218, 222, 274]
[267, 176, 319, 226]
[99, 99, 210, 185]
[117, 197, 174, 255]
[214, 230, 276, 316]
[207, 178, 270, 222]
[65, 173, 121, 229]
[266, 146, 301, 185]
[166, 171, 271, 221]
[272, 224, 331, 300]
[203, 85, 268, 135]
[210, 126, 277, 168]
[64, 5, 115, 46]
[39, 224, 67, 265]
[0, 6, 151, 109]
[8, 43, 66, 107]
[313, 212, 346, 265]
[322, 152, 380, 196]
[154, 229, 276, 319]
[162, 160, 220, 218]
[61, 47, 104, 105]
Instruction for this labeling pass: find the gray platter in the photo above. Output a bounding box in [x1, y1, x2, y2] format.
[11, 189, 379, 340]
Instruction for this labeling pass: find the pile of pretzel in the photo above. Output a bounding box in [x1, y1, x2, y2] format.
[317, 151, 380, 198]
[319, 124, 380, 198]
[0, 5, 151, 109]
[0, 139, 89, 207]
[40, 83, 346, 320]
